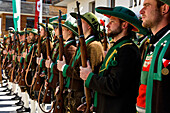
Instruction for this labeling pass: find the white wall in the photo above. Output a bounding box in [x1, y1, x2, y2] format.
[67, 0, 109, 25]
[66, 0, 145, 25]
[115, 0, 144, 17]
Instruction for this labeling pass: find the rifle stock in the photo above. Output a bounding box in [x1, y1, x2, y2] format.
[54, 10, 64, 113]
[76, 1, 91, 113]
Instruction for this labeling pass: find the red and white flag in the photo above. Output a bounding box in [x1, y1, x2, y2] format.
[34, 0, 42, 29]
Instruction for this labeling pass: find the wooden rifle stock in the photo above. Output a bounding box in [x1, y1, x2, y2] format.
[42, 18, 52, 104]
[53, 10, 64, 113]
[33, 17, 43, 91]
[76, 1, 91, 113]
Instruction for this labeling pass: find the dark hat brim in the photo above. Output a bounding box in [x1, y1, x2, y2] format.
[160, 0, 170, 6]
[96, 7, 149, 35]
[70, 12, 98, 33]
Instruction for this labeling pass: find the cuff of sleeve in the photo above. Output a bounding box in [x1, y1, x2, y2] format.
[50, 62, 53, 68]
[85, 72, 94, 88]
[63, 64, 69, 77]
[42, 70, 46, 75]
[25, 54, 29, 62]
[40, 59, 45, 68]
[61, 64, 66, 71]
[20, 57, 23, 63]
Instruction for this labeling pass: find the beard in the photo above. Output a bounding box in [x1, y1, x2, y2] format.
[107, 25, 123, 38]
[142, 8, 162, 29]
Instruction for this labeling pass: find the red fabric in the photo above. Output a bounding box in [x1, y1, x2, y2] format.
[137, 84, 147, 108]
[100, 19, 105, 26]
[104, 14, 111, 18]
[34, 0, 42, 29]
[163, 59, 170, 67]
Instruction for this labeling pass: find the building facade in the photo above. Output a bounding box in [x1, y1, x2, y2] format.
[53, 0, 144, 24]
[0, 0, 67, 37]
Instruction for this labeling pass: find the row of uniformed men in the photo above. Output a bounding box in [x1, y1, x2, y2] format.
[1, 0, 170, 112]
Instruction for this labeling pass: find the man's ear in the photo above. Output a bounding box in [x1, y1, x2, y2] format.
[161, 4, 170, 15]
[68, 30, 72, 35]
[121, 21, 128, 29]
[88, 24, 92, 30]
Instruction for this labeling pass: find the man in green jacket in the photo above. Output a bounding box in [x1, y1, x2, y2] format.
[80, 6, 148, 113]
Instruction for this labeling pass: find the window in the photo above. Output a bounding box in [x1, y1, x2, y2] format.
[27, 17, 34, 28]
[43, 0, 52, 4]
[89, 1, 95, 14]
[111, 0, 115, 8]
[6, 16, 14, 31]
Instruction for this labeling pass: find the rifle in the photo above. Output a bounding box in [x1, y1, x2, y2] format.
[53, 10, 64, 113]
[2, 35, 9, 69]
[76, 1, 91, 113]
[42, 17, 52, 104]
[100, 20, 107, 51]
[32, 17, 44, 91]
[11, 31, 18, 83]
[16, 30, 25, 85]
[0, 35, 6, 83]
[19, 25, 28, 87]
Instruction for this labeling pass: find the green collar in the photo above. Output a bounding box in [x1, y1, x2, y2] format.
[99, 39, 131, 76]
[65, 35, 96, 88]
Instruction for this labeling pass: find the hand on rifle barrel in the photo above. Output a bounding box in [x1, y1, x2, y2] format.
[9, 50, 12, 55]
[17, 56, 21, 62]
[12, 50, 15, 54]
[3, 49, 7, 55]
[45, 80, 48, 87]
[12, 54, 16, 61]
[77, 103, 94, 112]
[80, 60, 92, 81]
[77, 102, 86, 112]
[57, 56, 66, 71]
[40, 72, 46, 77]
[36, 53, 43, 65]
[22, 49, 27, 58]
[45, 56, 52, 68]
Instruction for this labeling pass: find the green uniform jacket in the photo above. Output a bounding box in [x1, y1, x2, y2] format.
[85, 36, 141, 113]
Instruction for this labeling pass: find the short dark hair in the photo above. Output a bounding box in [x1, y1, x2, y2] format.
[156, 0, 170, 12]
[156, 0, 165, 8]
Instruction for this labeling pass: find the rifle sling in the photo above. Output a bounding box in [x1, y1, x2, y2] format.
[25, 46, 35, 87]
